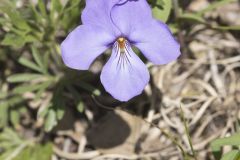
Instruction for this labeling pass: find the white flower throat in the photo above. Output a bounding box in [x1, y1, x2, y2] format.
[114, 37, 132, 68]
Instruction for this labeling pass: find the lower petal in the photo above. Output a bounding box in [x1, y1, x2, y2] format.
[130, 20, 181, 65]
[100, 42, 150, 101]
[61, 25, 115, 70]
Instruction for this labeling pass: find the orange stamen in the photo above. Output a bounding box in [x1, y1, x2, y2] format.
[117, 37, 126, 50]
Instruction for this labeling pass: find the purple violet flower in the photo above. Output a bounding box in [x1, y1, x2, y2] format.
[61, 0, 181, 101]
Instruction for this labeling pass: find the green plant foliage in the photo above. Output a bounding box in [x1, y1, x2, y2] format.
[151, 0, 172, 22]
[0, 128, 53, 160]
[211, 133, 240, 160]
[0, 102, 8, 128]
[13, 143, 53, 160]
[0, 0, 239, 159]
[221, 150, 240, 160]
[178, 0, 240, 30]
[0, 0, 84, 133]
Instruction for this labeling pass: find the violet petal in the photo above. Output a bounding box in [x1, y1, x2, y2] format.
[82, 0, 121, 36]
[100, 42, 150, 101]
[61, 25, 115, 70]
[110, 0, 152, 36]
[130, 20, 181, 64]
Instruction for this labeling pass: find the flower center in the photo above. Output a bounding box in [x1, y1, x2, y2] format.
[117, 37, 126, 51]
[114, 37, 132, 68]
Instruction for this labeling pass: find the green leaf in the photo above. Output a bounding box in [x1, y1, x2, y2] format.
[0, 128, 23, 144]
[13, 81, 51, 94]
[56, 105, 65, 120]
[169, 24, 179, 34]
[18, 57, 43, 73]
[180, 105, 197, 159]
[10, 110, 20, 129]
[33, 143, 53, 160]
[77, 101, 84, 113]
[0, 149, 17, 160]
[60, 0, 82, 30]
[2, 32, 36, 48]
[211, 133, 240, 159]
[50, 0, 63, 20]
[43, 52, 51, 71]
[31, 47, 45, 72]
[13, 143, 53, 160]
[7, 73, 43, 83]
[2, 33, 26, 48]
[37, 105, 50, 119]
[0, 102, 8, 128]
[221, 150, 240, 160]
[44, 109, 57, 132]
[179, 13, 206, 23]
[0, 16, 7, 25]
[35, 83, 51, 100]
[211, 25, 240, 31]
[152, 0, 172, 22]
[0, 1, 31, 31]
[37, 0, 47, 17]
[13, 147, 31, 160]
[8, 96, 24, 107]
[0, 91, 8, 99]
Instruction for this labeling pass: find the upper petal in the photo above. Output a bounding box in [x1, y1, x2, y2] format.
[130, 20, 181, 64]
[61, 25, 115, 70]
[110, 0, 152, 36]
[100, 41, 150, 101]
[81, 0, 121, 36]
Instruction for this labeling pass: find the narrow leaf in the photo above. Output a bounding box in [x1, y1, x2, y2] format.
[152, 0, 172, 22]
[221, 150, 240, 160]
[13, 81, 51, 94]
[31, 47, 44, 71]
[211, 133, 240, 159]
[18, 57, 43, 73]
[44, 109, 57, 132]
[7, 73, 43, 83]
